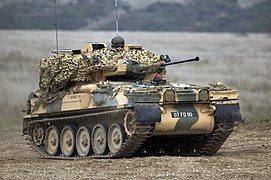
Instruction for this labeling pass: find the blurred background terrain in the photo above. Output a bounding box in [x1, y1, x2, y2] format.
[0, 0, 270, 32]
[0, 0, 270, 129]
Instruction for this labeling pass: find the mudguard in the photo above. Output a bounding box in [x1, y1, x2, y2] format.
[134, 103, 161, 125]
[215, 104, 242, 123]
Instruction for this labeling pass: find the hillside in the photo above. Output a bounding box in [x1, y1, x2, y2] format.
[0, 0, 270, 32]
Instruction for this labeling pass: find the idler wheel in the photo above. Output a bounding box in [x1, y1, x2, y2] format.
[91, 124, 108, 155]
[108, 124, 126, 154]
[124, 112, 136, 136]
[76, 126, 92, 157]
[31, 123, 45, 146]
[45, 125, 60, 156]
[60, 125, 76, 157]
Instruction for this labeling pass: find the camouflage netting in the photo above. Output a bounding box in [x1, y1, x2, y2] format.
[35, 48, 161, 108]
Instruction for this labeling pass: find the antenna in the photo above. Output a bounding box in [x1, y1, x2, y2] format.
[115, 0, 119, 35]
[54, 0, 59, 53]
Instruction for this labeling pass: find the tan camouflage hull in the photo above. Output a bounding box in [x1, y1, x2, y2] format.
[23, 81, 241, 159]
[154, 104, 215, 136]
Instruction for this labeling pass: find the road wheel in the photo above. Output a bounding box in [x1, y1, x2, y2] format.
[45, 125, 60, 156]
[76, 126, 92, 157]
[60, 125, 76, 157]
[108, 124, 126, 154]
[91, 124, 108, 155]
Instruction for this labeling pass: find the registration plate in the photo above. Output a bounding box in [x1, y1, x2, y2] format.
[171, 111, 196, 118]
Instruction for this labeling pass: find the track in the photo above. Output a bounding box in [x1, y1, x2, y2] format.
[137, 122, 234, 156]
[26, 109, 153, 159]
[25, 108, 235, 158]
[195, 123, 234, 155]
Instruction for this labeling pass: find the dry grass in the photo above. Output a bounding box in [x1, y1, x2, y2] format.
[0, 30, 270, 129]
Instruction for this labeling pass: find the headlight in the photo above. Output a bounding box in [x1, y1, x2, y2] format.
[163, 90, 175, 102]
[199, 89, 209, 101]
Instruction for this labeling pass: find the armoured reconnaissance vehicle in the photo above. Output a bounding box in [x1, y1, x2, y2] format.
[23, 39, 242, 159]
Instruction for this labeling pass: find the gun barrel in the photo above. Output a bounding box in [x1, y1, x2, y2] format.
[164, 56, 199, 66]
[51, 49, 73, 54]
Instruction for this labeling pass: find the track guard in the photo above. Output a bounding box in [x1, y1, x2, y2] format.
[215, 104, 242, 123]
[134, 103, 161, 125]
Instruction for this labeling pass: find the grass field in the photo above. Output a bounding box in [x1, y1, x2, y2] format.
[0, 30, 270, 129]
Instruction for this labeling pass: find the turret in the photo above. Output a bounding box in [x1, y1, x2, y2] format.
[103, 56, 200, 81]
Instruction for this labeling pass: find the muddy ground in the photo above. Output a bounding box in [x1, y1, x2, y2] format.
[0, 123, 270, 180]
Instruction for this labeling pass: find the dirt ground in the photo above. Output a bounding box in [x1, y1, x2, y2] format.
[0, 123, 270, 180]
